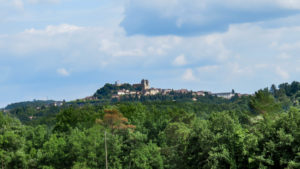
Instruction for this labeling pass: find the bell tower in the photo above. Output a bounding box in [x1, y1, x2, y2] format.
[141, 79, 149, 90]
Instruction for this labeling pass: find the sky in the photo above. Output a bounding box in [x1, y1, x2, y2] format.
[0, 0, 300, 107]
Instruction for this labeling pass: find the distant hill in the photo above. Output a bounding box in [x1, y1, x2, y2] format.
[5, 100, 57, 110]
[86, 79, 250, 104]
[3, 100, 64, 125]
[2, 81, 299, 125]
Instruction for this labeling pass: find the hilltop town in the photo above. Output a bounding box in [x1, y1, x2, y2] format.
[2, 79, 250, 112]
[81, 79, 249, 102]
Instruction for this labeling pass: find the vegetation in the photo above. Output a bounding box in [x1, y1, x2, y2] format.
[94, 83, 137, 99]
[0, 81, 299, 169]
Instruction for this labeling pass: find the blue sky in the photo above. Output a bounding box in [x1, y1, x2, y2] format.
[0, 0, 300, 107]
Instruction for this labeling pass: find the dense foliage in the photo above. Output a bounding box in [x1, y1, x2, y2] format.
[94, 83, 138, 99]
[0, 81, 299, 169]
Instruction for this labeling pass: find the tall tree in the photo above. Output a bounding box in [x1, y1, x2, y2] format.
[249, 89, 281, 115]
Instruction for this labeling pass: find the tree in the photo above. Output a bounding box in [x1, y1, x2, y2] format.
[249, 89, 281, 115]
[159, 122, 191, 168]
[249, 107, 300, 168]
[184, 111, 254, 169]
[270, 84, 277, 96]
[54, 106, 99, 132]
[0, 112, 26, 169]
[118, 103, 147, 129]
[97, 109, 135, 133]
[127, 142, 163, 169]
[96, 109, 135, 169]
[39, 134, 67, 168]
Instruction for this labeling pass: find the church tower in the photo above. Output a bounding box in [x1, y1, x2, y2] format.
[141, 79, 150, 90]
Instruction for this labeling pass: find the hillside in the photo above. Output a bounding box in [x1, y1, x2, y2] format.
[3, 81, 300, 125]
[0, 81, 300, 168]
[0, 81, 299, 168]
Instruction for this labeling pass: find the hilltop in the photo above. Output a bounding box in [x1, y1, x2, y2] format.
[80, 79, 249, 103]
[2, 80, 299, 125]
[1, 81, 299, 169]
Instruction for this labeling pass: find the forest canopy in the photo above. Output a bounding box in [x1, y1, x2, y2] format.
[0, 81, 299, 169]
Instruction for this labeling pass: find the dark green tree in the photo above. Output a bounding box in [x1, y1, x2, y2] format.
[249, 89, 281, 115]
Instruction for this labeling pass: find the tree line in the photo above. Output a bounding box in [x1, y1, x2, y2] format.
[0, 81, 299, 169]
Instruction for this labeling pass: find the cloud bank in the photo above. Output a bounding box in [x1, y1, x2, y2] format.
[121, 0, 300, 36]
[1, 0, 300, 107]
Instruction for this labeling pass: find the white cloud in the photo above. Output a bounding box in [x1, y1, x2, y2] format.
[173, 54, 187, 66]
[122, 0, 300, 36]
[0, 0, 24, 10]
[27, 0, 61, 4]
[0, 0, 60, 12]
[4, 21, 299, 77]
[3, 24, 85, 56]
[255, 64, 269, 69]
[230, 63, 253, 75]
[278, 52, 292, 59]
[276, 67, 290, 79]
[127, 0, 300, 17]
[99, 39, 119, 52]
[278, 41, 300, 51]
[1, 0, 300, 105]
[276, 0, 300, 9]
[1, 24, 183, 70]
[99, 39, 145, 57]
[1, 20, 300, 89]
[57, 68, 70, 76]
[182, 69, 196, 81]
[12, 0, 24, 10]
[197, 65, 219, 72]
[24, 24, 83, 35]
[112, 49, 144, 57]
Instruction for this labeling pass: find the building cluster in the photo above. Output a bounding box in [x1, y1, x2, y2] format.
[111, 79, 209, 100]
[213, 92, 236, 99]
[213, 92, 250, 99]
[53, 101, 64, 107]
[35, 101, 64, 110]
[82, 79, 249, 101]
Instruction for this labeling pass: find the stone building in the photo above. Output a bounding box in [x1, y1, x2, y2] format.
[213, 92, 235, 99]
[133, 79, 150, 90]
